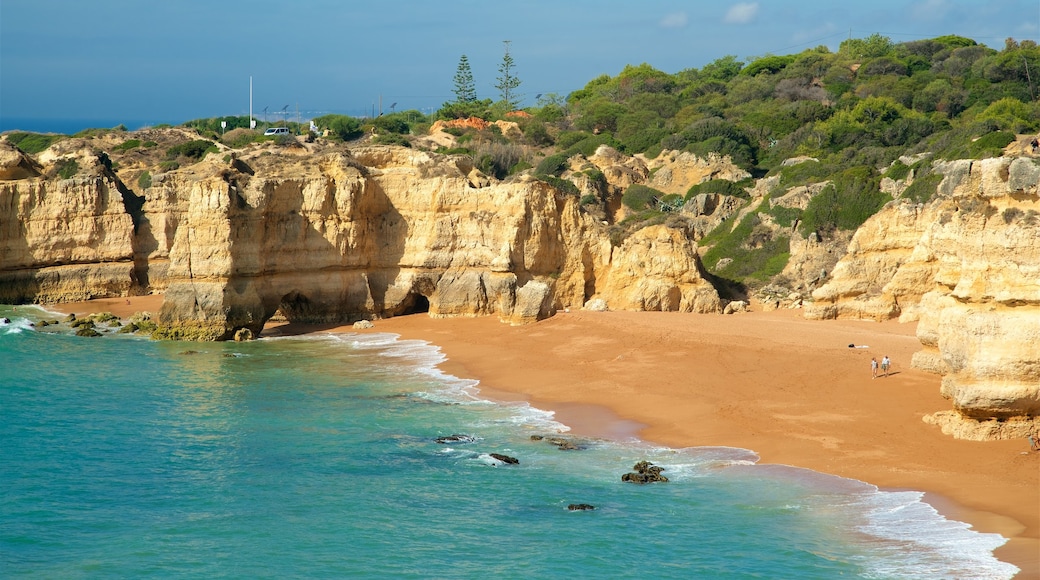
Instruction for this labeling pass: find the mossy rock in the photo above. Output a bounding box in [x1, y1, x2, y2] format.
[37, 320, 51, 327]
[75, 327, 102, 337]
[117, 323, 139, 334]
[70, 318, 95, 329]
[107, 320, 122, 327]
[151, 323, 227, 341]
[134, 320, 158, 334]
[90, 312, 119, 323]
[64, 313, 77, 322]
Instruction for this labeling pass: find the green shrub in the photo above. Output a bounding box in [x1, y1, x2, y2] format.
[55, 159, 79, 179]
[113, 139, 141, 152]
[556, 131, 594, 150]
[701, 212, 791, 282]
[580, 193, 599, 206]
[370, 115, 411, 135]
[166, 139, 217, 160]
[685, 177, 754, 200]
[313, 114, 364, 141]
[535, 153, 569, 176]
[372, 133, 411, 147]
[509, 160, 532, 174]
[885, 159, 911, 180]
[137, 171, 152, 190]
[6, 132, 64, 154]
[901, 170, 943, 203]
[159, 160, 179, 172]
[968, 130, 1015, 158]
[766, 203, 803, 228]
[621, 184, 664, 210]
[221, 128, 261, 149]
[143, 140, 158, 148]
[799, 167, 889, 235]
[537, 175, 580, 196]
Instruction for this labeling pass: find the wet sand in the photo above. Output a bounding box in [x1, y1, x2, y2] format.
[50, 296, 1039, 576]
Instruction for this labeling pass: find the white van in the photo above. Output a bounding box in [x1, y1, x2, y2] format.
[264, 127, 290, 136]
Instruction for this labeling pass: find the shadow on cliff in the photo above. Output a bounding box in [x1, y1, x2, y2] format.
[107, 167, 161, 293]
[246, 168, 421, 337]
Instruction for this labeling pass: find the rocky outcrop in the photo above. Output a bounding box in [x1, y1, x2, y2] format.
[644, 150, 750, 196]
[591, 225, 720, 313]
[0, 142, 144, 303]
[804, 200, 942, 321]
[621, 461, 669, 484]
[807, 155, 1040, 438]
[2, 133, 720, 340]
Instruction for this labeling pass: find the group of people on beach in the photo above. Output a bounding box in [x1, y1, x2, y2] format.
[870, 356, 891, 378]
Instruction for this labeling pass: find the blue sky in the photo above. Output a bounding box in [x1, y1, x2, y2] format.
[2, 0, 1038, 129]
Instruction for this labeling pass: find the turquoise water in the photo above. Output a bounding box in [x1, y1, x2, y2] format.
[0, 307, 1017, 578]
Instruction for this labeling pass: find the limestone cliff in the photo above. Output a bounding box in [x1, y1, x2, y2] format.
[1, 133, 721, 340]
[0, 142, 144, 303]
[807, 155, 1040, 438]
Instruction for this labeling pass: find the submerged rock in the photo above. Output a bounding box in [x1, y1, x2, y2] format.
[489, 453, 519, 465]
[435, 434, 477, 444]
[567, 504, 596, 511]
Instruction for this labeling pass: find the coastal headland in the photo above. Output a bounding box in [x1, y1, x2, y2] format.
[53, 295, 1039, 576]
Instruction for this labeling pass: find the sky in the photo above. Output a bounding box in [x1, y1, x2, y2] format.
[2, 0, 1039, 130]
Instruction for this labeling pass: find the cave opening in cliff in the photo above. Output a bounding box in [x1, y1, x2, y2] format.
[401, 293, 430, 315]
[278, 291, 313, 322]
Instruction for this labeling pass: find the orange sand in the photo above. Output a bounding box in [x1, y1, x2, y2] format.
[53, 296, 1039, 576]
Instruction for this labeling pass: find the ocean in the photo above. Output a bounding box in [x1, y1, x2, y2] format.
[0, 305, 1018, 579]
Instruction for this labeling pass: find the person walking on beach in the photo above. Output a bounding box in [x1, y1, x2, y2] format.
[881, 355, 891, 377]
[871, 357, 878, 379]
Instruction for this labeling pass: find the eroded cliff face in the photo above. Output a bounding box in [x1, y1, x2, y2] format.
[156, 146, 722, 339]
[0, 142, 144, 303]
[1, 135, 721, 340]
[807, 156, 1040, 438]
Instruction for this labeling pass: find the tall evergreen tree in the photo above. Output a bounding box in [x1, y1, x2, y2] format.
[494, 40, 522, 109]
[453, 55, 477, 103]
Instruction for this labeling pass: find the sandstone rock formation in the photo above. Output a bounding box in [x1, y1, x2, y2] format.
[0, 142, 142, 303]
[644, 150, 750, 196]
[1, 133, 721, 340]
[807, 155, 1040, 439]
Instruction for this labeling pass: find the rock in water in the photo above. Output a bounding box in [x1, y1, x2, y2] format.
[489, 453, 519, 465]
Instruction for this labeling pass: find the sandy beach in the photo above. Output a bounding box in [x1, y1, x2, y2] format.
[51, 295, 1039, 576]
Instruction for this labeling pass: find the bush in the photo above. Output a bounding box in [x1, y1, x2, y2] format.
[138, 171, 152, 190]
[535, 153, 569, 176]
[685, 178, 754, 200]
[556, 131, 595, 150]
[537, 175, 580, 196]
[968, 130, 1015, 158]
[621, 184, 664, 210]
[372, 133, 411, 147]
[701, 213, 791, 282]
[55, 159, 79, 179]
[166, 139, 217, 160]
[222, 128, 261, 149]
[799, 167, 889, 235]
[6, 132, 64, 154]
[159, 160, 179, 172]
[901, 170, 943, 203]
[313, 114, 364, 141]
[113, 139, 141, 152]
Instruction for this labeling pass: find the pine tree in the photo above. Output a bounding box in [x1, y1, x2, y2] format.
[494, 40, 522, 109]
[453, 55, 477, 103]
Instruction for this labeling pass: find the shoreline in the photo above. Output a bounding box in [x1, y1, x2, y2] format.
[42, 296, 1039, 576]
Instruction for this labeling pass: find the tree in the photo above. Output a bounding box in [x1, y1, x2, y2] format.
[453, 55, 477, 103]
[495, 40, 522, 109]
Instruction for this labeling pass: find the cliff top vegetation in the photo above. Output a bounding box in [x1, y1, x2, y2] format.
[6, 33, 1039, 291]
